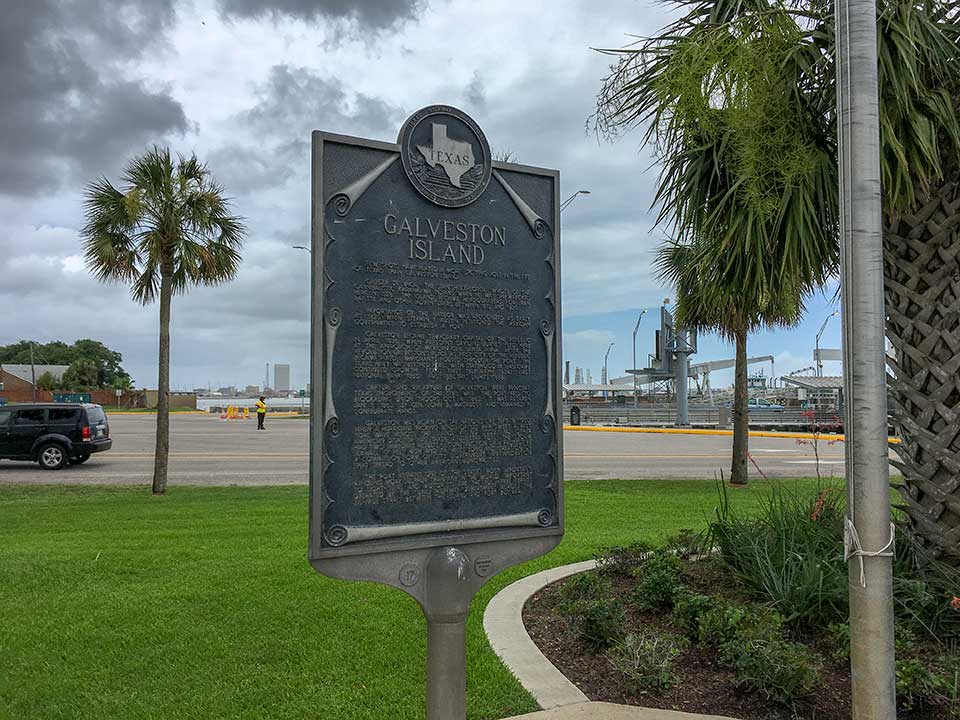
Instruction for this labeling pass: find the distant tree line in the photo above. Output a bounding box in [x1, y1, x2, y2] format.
[0, 339, 133, 392]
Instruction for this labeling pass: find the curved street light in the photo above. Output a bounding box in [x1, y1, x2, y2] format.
[632, 310, 648, 406]
[292, 245, 311, 253]
[603, 341, 615, 398]
[560, 189, 591, 212]
[815, 310, 840, 377]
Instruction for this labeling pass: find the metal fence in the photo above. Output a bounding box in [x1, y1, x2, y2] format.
[563, 403, 844, 432]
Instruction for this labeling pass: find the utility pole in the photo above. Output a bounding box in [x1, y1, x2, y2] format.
[603, 342, 614, 400]
[837, 0, 896, 714]
[30, 342, 37, 402]
[674, 328, 691, 426]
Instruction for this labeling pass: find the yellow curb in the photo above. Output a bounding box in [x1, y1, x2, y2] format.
[108, 410, 208, 415]
[562, 424, 901, 443]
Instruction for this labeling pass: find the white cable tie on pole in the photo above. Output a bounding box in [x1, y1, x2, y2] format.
[844, 517, 896, 588]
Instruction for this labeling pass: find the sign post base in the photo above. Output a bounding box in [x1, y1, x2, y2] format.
[311, 536, 559, 719]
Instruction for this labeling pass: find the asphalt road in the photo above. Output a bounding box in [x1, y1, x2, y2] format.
[0, 413, 860, 486]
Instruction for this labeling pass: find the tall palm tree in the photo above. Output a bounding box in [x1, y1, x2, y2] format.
[594, 0, 960, 555]
[82, 147, 245, 495]
[595, 1, 839, 484]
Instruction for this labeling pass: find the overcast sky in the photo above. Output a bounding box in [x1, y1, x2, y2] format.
[1, 0, 842, 392]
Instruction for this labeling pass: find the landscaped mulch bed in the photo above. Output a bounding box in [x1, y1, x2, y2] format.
[523, 558, 941, 720]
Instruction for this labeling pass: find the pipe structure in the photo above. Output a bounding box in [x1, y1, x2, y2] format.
[836, 0, 897, 714]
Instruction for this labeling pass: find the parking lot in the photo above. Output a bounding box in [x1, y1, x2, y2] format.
[0, 412, 862, 485]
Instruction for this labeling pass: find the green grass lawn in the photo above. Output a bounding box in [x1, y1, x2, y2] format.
[0, 479, 826, 720]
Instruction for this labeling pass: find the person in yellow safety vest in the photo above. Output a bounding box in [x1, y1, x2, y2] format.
[255, 396, 267, 430]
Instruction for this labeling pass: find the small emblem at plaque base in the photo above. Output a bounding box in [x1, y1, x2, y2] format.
[399, 563, 421, 587]
[474, 556, 493, 577]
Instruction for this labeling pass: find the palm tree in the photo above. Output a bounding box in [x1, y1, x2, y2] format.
[595, 1, 839, 484]
[82, 147, 245, 495]
[594, 0, 960, 554]
[875, 1, 960, 563]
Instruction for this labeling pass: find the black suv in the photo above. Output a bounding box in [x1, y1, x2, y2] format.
[0, 403, 112, 470]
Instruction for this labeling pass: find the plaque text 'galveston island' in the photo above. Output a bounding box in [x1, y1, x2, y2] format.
[310, 105, 561, 556]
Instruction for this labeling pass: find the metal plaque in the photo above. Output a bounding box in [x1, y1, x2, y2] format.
[309, 106, 563, 571]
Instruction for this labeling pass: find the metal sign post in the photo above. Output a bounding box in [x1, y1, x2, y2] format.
[309, 106, 563, 719]
[836, 0, 897, 715]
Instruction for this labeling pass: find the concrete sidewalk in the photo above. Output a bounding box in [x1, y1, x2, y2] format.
[506, 702, 738, 719]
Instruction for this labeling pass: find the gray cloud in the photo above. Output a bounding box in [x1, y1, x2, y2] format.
[208, 65, 401, 194]
[216, 0, 426, 30]
[463, 71, 486, 109]
[0, 0, 187, 195]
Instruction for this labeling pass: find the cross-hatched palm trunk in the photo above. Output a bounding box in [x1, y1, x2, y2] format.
[885, 180, 960, 562]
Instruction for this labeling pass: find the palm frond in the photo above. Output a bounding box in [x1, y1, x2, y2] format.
[81, 146, 246, 303]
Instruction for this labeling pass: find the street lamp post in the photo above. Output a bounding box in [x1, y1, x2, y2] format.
[603, 341, 614, 400]
[559, 189, 591, 212]
[815, 310, 839, 377]
[632, 310, 647, 407]
[292, 245, 311, 253]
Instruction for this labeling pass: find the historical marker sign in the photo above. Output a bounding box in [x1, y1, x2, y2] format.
[310, 106, 562, 559]
[309, 106, 562, 718]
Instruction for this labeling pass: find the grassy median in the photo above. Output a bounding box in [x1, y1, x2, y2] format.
[0, 478, 825, 720]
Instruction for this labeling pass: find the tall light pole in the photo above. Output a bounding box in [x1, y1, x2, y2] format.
[837, 0, 896, 713]
[815, 310, 839, 377]
[603, 341, 614, 399]
[559, 189, 591, 212]
[632, 310, 647, 407]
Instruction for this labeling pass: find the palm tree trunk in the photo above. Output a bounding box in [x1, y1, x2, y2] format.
[885, 181, 960, 562]
[152, 271, 172, 495]
[730, 328, 749, 485]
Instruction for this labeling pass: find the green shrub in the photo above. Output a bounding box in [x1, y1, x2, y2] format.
[709, 481, 960, 641]
[726, 636, 822, 703]
[697, 602, 748, 646]
[827, 622, 850, 660]
[695, 601, 817, 703]
[606, 630, 689, 691]
[595, 541, 653, 576]
[896, 659, 954, 711]
[893, 532, 960, 641]
[664, 528, 706, 558]
[632, 549, 684, 610]
[580, 599, 626, 652]
[557, 571, 612, 616]
[671, 588, 713, 639]
[708, 482, 848, 628]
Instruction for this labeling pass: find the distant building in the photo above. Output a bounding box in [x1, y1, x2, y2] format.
[0, 364, 69, 388]
[274, 364, 290, 392]
[217, 386, 237, 395]
[244, 385, 260, 396]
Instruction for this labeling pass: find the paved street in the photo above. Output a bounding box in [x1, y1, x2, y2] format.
[0, 413, 860, 486]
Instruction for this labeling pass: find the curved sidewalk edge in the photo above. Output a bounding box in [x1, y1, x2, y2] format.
[486, 560, 743, 720]
[485, 560, 596, 709]
[504, 701, 740, 720]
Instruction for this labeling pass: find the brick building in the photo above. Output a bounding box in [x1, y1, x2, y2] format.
[0, 364, 69, 403]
